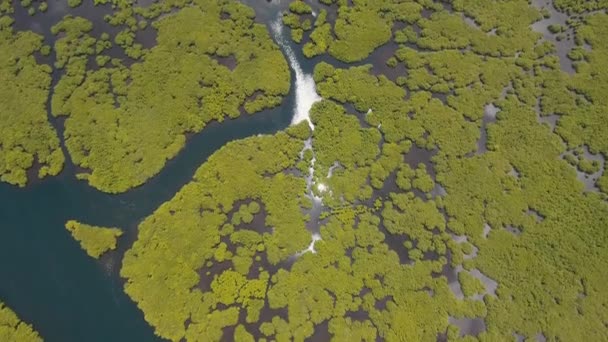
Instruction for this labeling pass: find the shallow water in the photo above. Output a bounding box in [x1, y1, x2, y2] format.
[530, 0, 576, 74]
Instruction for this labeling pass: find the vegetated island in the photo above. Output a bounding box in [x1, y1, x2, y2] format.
[65, 220, 123, 259]
[0, 301, 42, 342]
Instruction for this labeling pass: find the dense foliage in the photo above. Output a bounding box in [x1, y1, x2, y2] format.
[0, 302, 42, 342]
[1, 0, 607, 340]
[553, 0, 608, 13]
[306, 0, 608, 340]
[0, 14, 63, 187]
[121, 122, 490, 341]
[65, 220, 123, 259]
[52, 0, 290, 193]
[121, 131, 312, 341]
[120, 0, 608, 341]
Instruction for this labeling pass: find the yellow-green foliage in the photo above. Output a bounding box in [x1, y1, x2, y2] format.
[52, 1, 290, 193]
[458, 271, 485, 298]
[121, 132, 310, 341]
[301, 0, 423, 62]
[412, 163, 434, 193]
[309, 100, 381, 205]
[0, 16, 64, 187]
[371, 140, 412, 189]
[312, 101, 380, 169]
[0, 0, 12, 14]
[289, 0, 312, 14]
[553, 0, 608, 13]
[265, 211, 484, 341]
[0, 302, 42, 342]
[315, 64, 480, 156]
[536, 13, 608, 194]
[302, 21, 332, 58]
[578, 158, 601, 174]
[302, 0, 608, 340]
[556, 14, 608, 155]
[599, 173, 608, 193]
[111, 0, 608, 341]
[67, 0, 81, 7]
[65, 220, 123, 259]
[450, 0, 542, 55]
[285, 120, 312, 140]
[440, 95, 608, 340]
[121, 101, 484, 342]
[396, 163, 415, 191]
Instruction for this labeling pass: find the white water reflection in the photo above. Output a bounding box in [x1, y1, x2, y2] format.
[270, 15, 326, 255]
[270, 14, 326, 223]
[270, 17, 321, 130]
[298, 233, 322, 255]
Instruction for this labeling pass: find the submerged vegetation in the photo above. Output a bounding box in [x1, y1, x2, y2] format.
[1, 0, 607, 340]
[65, 220, 123, 259]
[0, 302, 42, 342]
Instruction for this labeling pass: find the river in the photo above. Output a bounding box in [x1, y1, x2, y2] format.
[0, 1, 309, 341]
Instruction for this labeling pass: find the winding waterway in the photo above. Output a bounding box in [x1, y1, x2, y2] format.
[1, 2, 307, 341]
[0, 0, 435, 337]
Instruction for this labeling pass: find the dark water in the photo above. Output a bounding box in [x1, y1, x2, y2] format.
[1, 2, 297, 341]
